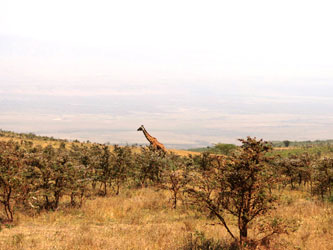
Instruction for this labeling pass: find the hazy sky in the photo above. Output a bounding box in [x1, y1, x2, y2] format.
[1, 0, 333, 148]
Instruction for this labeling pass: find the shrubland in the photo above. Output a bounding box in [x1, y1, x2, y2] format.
[0, 131, 332, 249]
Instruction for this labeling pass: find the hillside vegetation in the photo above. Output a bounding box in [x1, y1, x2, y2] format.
[0, 130, 332, 250]
[270, 139, 333, 148]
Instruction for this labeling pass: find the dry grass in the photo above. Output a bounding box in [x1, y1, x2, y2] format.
[270, 191, 333, 250]
[0, 188, 218, 250]
[0, 188, 332, 250]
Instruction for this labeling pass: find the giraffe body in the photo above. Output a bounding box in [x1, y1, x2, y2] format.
[137, 125, 166, 152]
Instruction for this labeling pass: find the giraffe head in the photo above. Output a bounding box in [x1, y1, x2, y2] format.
[137, 125, 145, 131]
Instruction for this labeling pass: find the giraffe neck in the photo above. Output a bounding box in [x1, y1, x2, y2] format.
[142, 127, 154, 144]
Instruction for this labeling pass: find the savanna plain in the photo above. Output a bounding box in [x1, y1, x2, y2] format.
[0, 131, 332, 250]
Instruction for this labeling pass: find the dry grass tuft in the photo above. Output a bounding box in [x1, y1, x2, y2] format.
[262, 190, 333, 250]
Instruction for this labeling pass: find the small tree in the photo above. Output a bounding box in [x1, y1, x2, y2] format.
[134, 147, 166, 187]
[111, 145, 133, 195]
[283, 140, 290, 147]
[187, 137, 278, 247]
[313, 157, 333, 200]
[0, 141, 24, 221]
[68, 144, 92, 207]
[191, 152, 215, 172]
[26, 144, 73, 210]
[88, 144, 103, 191]
[160, 153, 192, 208]
[96, 145, 114, 196]
[279, 153, 316, 191]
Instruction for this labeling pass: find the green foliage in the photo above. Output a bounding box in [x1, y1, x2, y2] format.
[133, 147, 167, 187]
[68, 144, 92, 206]
[160, 153, 192, 208]
[26, 144, 76, 210]
[94, 145, 114, 196]
[191, 152, 215, 171]
[111, 145, 133, 195]
[212, 143, 237, 155]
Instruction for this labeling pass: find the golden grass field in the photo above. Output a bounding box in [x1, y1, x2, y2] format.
[0, 187, 332, 250]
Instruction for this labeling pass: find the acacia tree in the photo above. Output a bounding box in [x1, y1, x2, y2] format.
[212, 143, 237, 155]
[313, 157, 333, 199]
[160, 153, 192, 208]
[26, 144, 73, 210]
[95, 145, 114, 196]
[279, 154, 299, 189]
[187, 137, 278, 247]
[88, 144, 104, 191]
[111, 145, 133, 195]
[191, 152, 215, 172]
[0, 141, 25, 221]
[68, 144, 92, 206]
[134, 147, 166, 187]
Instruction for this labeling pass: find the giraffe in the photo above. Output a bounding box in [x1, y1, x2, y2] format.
[137, 125, 166, 152]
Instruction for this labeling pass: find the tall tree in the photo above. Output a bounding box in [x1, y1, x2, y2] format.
[187, 137, 278, 246]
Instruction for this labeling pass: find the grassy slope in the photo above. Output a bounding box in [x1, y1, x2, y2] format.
[0, 134, 201, 157]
